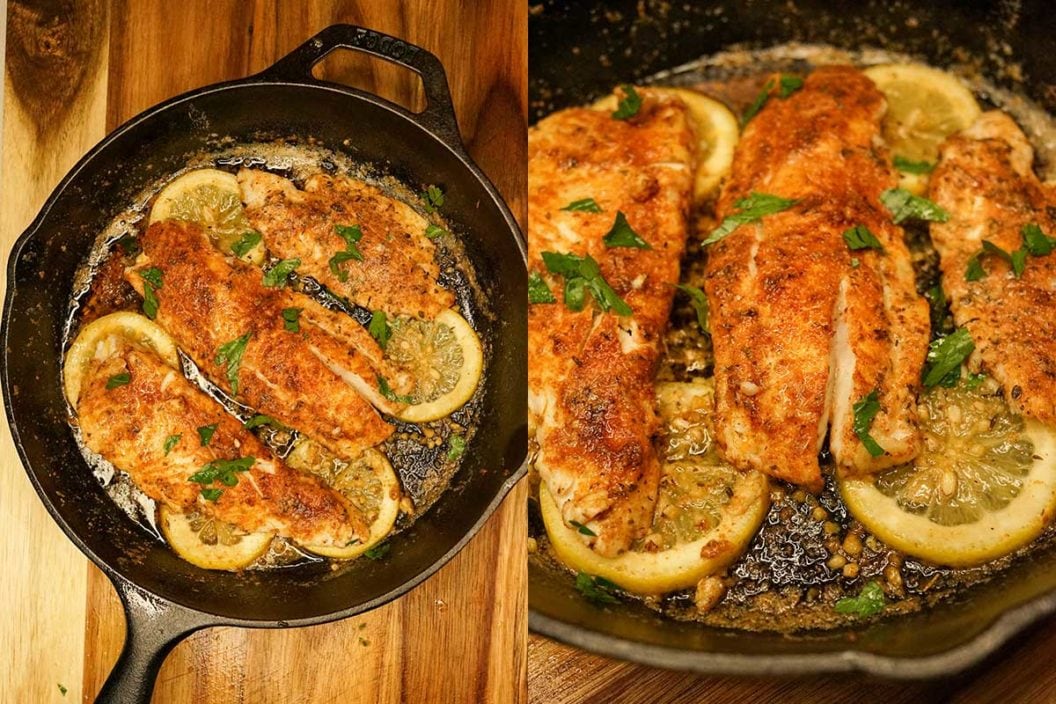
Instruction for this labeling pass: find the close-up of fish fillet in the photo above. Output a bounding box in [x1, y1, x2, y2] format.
[77, 346, 367, 547]
[528, 89, 696, 556]
[239, 169, 454, 319]
[126, 220, 400, 460]
[930, 111, 1056, 425]
[705, 66, 929, 490]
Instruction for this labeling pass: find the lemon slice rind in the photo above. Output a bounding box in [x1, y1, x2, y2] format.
[64, 312, 180, 406]
[393, 309, 484, 423]
[158, 505, 274, 571]
[839, 420, 1056, 567]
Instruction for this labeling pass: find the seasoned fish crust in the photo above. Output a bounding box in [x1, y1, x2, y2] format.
[127, 220, 396, 460]
[706, 66, 929, 489]
[239, 169, 453, 319]
[77, 346, 367, 547]
[930, 111, 1056, 425]
[529, 90, 696, 556]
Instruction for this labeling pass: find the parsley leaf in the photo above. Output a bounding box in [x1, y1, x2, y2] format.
[925, 284, 950, 334]
[778, 74, 804, 98]
[115, 234, 140, 256]
[329, 225, 365, 281]
[425, 224, 447, 239]
[106, 373, 130, 390]
[842, 224, 884, 252]
[365, 542, 391, 560]
[139, 268, 163, 320]
[422, 185, 445, 213]
[215, 332, 251, 395]
[892, 156, 935, 174]
[923, 328, 975, 388]
[852, 390, 885, 457]
[230, 231, 262, 258]
[377, 374, 414, 404]
[965, 372, 987, 390]
[140, 267, 163, 289]
[262, 258, 300, 288]
[1022, 223, 1056, 256]
[880, 188, 949, 224]
[528, 272, 556, 304]
[163, 434, 180, 455]
[189, 457, 255, 497]
[676, 284, 708, 333]
[368, 311, 390, 349]
[569, 520, 597, 537]
[966, 240, 1026, 280]
[281, 307, 301, 333]
[704, 192, 798, 246]
[965, 253, 986, 282]
[742, 74, 803, 124]
[447, 434, 466, 460]
[200, 488, 223, 502]
[561, 198, 603, 213]
[541, 251, 632, 316]
[244, 414, 287, 430]
[834, 580, 887, 617]
[611, 84, 642, 120]
[197, 424, 217, 447]
[603, 211, 650, 249]
[575, 572, 620, 605]
[329, 251, 360, 282]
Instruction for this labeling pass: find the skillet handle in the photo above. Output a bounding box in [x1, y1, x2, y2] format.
[257, 24, 463, 147]
[94, 577, 210, 704]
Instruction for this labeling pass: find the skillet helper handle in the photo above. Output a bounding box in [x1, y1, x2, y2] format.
[259, 24, 463, 147]
[95, 578, 209, 704]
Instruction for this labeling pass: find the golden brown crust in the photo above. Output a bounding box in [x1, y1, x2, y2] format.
[77, 347, 367, 546]
[528, 90, 695, 555]
[930, 111, 1056, 424]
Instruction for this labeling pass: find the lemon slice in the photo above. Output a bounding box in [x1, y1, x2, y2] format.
[158, 505, 273, 571]
[593, 87, 739, 203]
[150, 168, 265, 264]
[286, 442, 401, 559]
[541, 381, 770, 594]
[864, 64, 982, 195]
[387, 309, 484, 423]
[64, 312, 179, 406]
[839, 384, 1056, 567]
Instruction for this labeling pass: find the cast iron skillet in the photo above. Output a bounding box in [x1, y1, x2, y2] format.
[2, 24, 526, 703]
[530, 0, 1056, 679]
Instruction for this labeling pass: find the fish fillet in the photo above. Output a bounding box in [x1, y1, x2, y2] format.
[77, 345, 367, 547]
[705, 66, 929, 489]
[929, 111, 1056, 424]
[529, 90, 696, 556]
[238, 169, 454, 319]
[126, 220, 399, 460]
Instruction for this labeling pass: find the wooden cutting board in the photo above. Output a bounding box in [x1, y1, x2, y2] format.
[0, 1, 526, 702]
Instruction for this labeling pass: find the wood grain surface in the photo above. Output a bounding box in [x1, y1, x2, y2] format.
[0, 1, 526, 703]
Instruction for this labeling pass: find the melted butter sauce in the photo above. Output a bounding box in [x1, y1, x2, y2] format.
[529, 42, 1056, 632]
[65, 140, 489, 572]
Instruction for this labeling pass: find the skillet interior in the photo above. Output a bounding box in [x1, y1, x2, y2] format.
[4, 79, 527, 623]
[529, 0, 1056, 676]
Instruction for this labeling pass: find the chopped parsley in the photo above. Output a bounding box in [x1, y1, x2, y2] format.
[922, 328, 975, 388]
[965, 372, 988, 391]
[422, 185, 445, 213]
[424, 224, 447, 239]
[575, 572, 620, 605]
[244, 414, 286, 430]
[163, 434, 181, 456]
[139, 268, 163, 320]
[834, 580, 887, 617]
[447, 434, 466, 460]
[262, 258, 300, 288]
[281, 307, 301, 333]
[703, 192, 798, 246]
[611, 84, 642, 120]
[880, 188, 949, 224]
[189, 456, 255, 500]
[602, 211, 650, 249]
[329, 225, 365, 281]
[230, 230, 262, 258]
[200, 488, 223, 502]
[925, 284, 950, 334]
[368, 311, 390, 349]
[852, 390, 885, 457]
[106, 373, 130, 390]
[139, 267, 163, 289]
[561, 198, 603, 213]
[966, 240, 1026, 281]
[569, 520, 597, 537]
[541, 251, 631, 316]
[215, 332, 251, 395]
[377, 374, 414, 404]
[892, 156, 934, 174]
[741, 74, 803, 124]
[364, 542, 391, 560]
[1022, 223, 1056, 256]
[197, 424, 217, 447]
[528, 272, 556, 304]
[115, 234, 140, 256]
[676, 284, 708, 333]
[842, 224, 884, 252]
